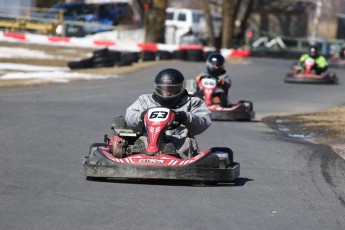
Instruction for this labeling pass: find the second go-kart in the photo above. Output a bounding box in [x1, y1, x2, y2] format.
[285, 58, 338, 84]
[186, 77, 255, 121]
[83, 107, 240, 184]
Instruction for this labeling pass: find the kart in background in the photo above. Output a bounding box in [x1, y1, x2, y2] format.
[285, 58, 338, 84]
[186, 77, 254, 121]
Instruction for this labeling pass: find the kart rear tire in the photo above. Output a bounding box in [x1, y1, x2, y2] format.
[211, 110, 254, 121]
[284, 75, 338, 84]
[239, 100, 254, 111]
[210, 147, 233, 163]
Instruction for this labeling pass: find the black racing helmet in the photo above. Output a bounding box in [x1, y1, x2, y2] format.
[154, 68, 186, 108]
[309, 45, 319, 58]
[206, 52, 225, 76]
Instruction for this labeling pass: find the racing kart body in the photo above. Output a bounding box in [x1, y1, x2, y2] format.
[285, 58, 338, 84]
[83, 107, 240, 183]
[186, 77, 254, 121]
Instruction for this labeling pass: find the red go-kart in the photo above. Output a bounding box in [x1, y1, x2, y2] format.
[187, 76, 254, 121]
[285, 58, 338, 84]
[83, 107, 240, 184]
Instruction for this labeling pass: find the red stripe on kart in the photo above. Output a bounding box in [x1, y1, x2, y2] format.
[296, 74, 325, 79]
[98, 147, 211, 166]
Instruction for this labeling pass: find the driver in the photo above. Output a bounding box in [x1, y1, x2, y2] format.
[195, 52, 232, 107]
[299, 45, 328, 74]
[125, 68, 211, 159]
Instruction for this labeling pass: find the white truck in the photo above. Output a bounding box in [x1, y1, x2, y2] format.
[165, 7, 221, 45]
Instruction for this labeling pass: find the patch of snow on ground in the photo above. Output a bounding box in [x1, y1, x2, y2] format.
[0, 63, 68, 72]
[0, 63, 118, 83]
[0, 47, 65, 59]
[1, 71, 116, 83]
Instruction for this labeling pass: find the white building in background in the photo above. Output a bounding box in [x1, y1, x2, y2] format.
[0, 0, 35, 15]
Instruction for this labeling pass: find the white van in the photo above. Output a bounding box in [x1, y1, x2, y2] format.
[165, 7, 221, 45]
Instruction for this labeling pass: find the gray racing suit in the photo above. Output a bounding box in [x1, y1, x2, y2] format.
[125, 91, 211, 158]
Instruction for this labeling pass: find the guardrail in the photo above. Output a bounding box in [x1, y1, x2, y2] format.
[251, 35, 345, 56]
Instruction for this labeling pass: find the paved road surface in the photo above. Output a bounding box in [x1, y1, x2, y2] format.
[1, 58, 345, 230]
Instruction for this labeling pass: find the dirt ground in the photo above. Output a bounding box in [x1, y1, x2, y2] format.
[262, 106, 345, 160]
[1, 42, 345, 160]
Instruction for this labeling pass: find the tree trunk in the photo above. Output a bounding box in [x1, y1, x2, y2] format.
[145, 0, 168, 43]
[222, 0, 238, 48]
[201, 0, 215, 47]
[237, 0, 254, 47]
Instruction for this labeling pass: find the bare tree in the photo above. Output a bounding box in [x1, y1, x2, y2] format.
[201, 0, 216, 47]
[138, 0, 168, 43]
[222, 0, 238, 48]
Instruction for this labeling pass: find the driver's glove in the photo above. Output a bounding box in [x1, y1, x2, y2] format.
[218, 78, 225, 85]
[174, 111, 188, 124]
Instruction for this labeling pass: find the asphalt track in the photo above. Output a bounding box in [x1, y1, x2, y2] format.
[1, 58, 345, 230]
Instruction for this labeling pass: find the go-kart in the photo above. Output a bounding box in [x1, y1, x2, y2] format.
[83, 107, 240, 183]
[285, 58, 338, 84]
[186, 76, 255, 121]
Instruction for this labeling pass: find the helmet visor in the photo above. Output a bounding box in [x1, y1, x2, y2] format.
[211, 64, 224, 70]
[310, 47, 317, 56]
[155, 84, 183, 97]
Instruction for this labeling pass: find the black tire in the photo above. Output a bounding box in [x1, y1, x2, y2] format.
[173, 50, 186, 60]
[157, 50, 172, 60]
[211, 110, 254, 121]
[92, 56, 115, 68]
[108, 50, 122, 63]
[141, 51, 156, 61]
[93, 61, 115, 68]
[92, 56, 114, 64]
[238, 100, 254, 111]
[186, 49, 204, 62]
[115, 52, 134, 66]
[92, 48, 111, 59]
[210, 147, 234, 163]
[67, 57, 94, 69]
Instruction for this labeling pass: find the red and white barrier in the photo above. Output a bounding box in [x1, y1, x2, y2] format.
[0, 31, 251, 58]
